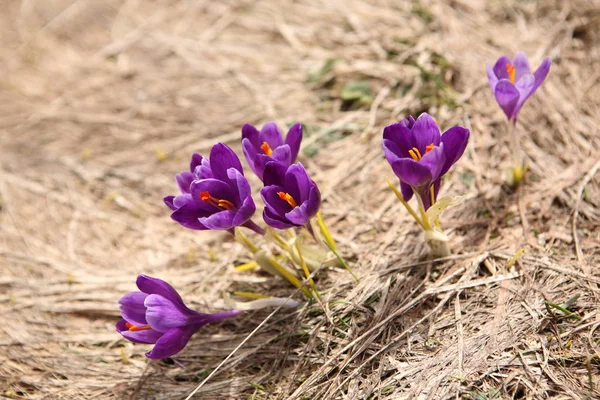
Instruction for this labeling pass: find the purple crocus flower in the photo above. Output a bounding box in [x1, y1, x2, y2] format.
[260, 162, 321, 229]
[241, 122, 303, 181]
[116, 275, 241, 359]
[382, 113, 469, 210]
[164, 143, 263, 234]
[486, 51, 551, 123]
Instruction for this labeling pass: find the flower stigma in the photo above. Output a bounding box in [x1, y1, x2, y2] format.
[277, 191, 297, 208]
[125, 322, 151, 331]
[260, 142, 273, 156]
[505, 63, 516, 83]
[200, 191, 235, 210]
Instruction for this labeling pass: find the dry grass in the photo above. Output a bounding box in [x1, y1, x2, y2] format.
[1, 0, 600, 399]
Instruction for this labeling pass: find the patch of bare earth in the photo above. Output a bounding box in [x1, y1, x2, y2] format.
[1, 0, 599, 399]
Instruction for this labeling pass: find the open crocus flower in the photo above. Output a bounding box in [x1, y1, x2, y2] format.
[242, 122, 302, 181]
[486, 51, 551, 123]
[164, 143, 263, 234]
[260, 162, 321, 229]
[383, 113, 470, 210]
[116, 275, 241, 359]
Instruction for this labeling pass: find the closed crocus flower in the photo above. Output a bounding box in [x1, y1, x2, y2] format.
[242, 122, 302, 181]
[260, 162, 321, 229]
[164, 143, 261, 233]
[383, 113, 469, 210]
[116, 275, 241, 359]
[486, 51, 551, 123]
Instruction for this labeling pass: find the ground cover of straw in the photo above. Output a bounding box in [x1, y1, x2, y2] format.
[1, 1, 599, 399]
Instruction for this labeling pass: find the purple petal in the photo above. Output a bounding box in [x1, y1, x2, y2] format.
[118, 292, 149, 327]
[383, 123, 414, 159]
[440, 126, 470, 176]
[117, 320, 163, 344]
[242, 138, 259, 178]
[190, 153, 204, 172]
[494, 80, 520, 120]
[419, 144, 445, 182]
[241, 124, 261, 150]
[172, 193, 194, 209]
[193, 157, 213, 180]
[261, 185, 292, 217]
[144, 294, 198, 332]
[145, 326, 199, 359]
[383, 138, 402, 166]
[259, 122, 284, 148]
[285, 202, 310, 226]
[285, 123, 303, 163]
[136, 275, 187, 309]
[209, 143, 244, 181]
[400, 115, 416, 129]
[199, 210, 236, 230]
[532, 57, 551, 93]
[190, 179, 236, 207]
[400, 181, 413, 202]
[486, 63, 499, 93]
[515, 74, 535, 113]
[263, 162, 287, 187]
[512, 51, 531, 81]
[164, 196, 176, 211]
[170, 201, 209, 230]
[492, 55, 511, 80]
[263, 207, 295, 229]
[227, 168, 256, 226]
[271, 144, 292, 166]
[176, 171, 194, 194]
[412, 113, 441, 152]
[284, 163, 313, 203]
[391, 158, 432, 188]
[304, 185, 321, 219]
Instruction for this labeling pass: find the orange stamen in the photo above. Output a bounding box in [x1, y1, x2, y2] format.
[260, 142, 273, 156]
[200, 191, 235, 210]
[277, 191, 297, 208]
[408, 147, 422, 161]
[125, 322, 151, 331]
[506, 63, 516, 83]
[425, 143, 435, 154]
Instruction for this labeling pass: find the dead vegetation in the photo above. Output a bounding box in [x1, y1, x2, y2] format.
[1, 0, 599, 399]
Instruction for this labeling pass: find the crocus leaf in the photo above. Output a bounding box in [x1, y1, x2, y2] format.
[425, 195, 464, 223]
[424, 228, 449, 242]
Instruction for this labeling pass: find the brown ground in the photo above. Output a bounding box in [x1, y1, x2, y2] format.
[1, 0, 600, 399]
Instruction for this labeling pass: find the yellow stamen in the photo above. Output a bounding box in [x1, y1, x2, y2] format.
[277, 191, 297, 208]
[260, 142, 273, 156]
[408, 147, 422, 161]
[506, 63, 516, 83]
[125, 322, 151, 332]
[200, 191, 235, 210]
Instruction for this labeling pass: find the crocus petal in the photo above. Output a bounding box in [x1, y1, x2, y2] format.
[164, 196, 176, 211]
[532, 57, 551, 93]
[263, 207, 295, 229]
[144, 294, 197, 332]
[284, 163, 313, 203]
[118, 292, 149, 327]
[193, 157, 213, 180]
[440, 126, 470, 176]
[241, 124, 261, 150]
[261, 185, 292, 216]
[383, 122, 415, 158]
[400, 181, 413, 202]
[494, 80, 520, 120]
[190, 153, 204, 172]
[492, 55, 511, 80]
[209, 143, 244, 181]
[513, 51, 531, 80]
[263, 162, 287, 187]
[170, 201, 208, 230]
[412, 113, 441, 152]
[241, 138, 259, 177]
[486, 63, 499, 93]
[117, 320, 163, 344]
[419, 144, 445, 182]
[190, 179, 236, 207]
[285, 123, 303, 163]
[382, 138, 402, 166]
[270, 144, 292, 166]
[198, 210, 236, 230]
[176, 171, 194, 194]
[259, 122, 284, 148]
[136, 275, 187, 309]
[304, 185, 321, 219]
[285, 203, 310, 226]
[172, 193, 194, 209]
[145, 326, 199, 359]
[391, 158, 432, 188]
[515, 74, 535, 113]
[227, 168, 256, 226]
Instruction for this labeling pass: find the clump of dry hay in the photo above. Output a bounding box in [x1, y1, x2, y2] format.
[1, 0, 599, 399]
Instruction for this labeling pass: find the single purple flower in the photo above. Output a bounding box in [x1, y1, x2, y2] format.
[116, 275, 241, 359]
[260, 162, 321, 229]
[383, 113, 469, 210]
[241, 122, 303, 181]
[486, 51, 551, 123]
[164, 143, 263, 233]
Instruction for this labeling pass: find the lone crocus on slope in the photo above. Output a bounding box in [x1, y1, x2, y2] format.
[382, 113, 470, 210]
[116, 275, 241, 359]
[486, 51, 551, 123]
[241, 122, 303, 181]
[164, 143, 264, 234]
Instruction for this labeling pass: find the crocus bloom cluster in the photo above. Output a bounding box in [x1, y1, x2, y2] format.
[164, 143, 260, 233]
[486, 51, 551, 123]
[383, 113, 470, 210]
[242, 122, 303, 181]
[260, 162, 321, 229]
[116, 275, 241, 359]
